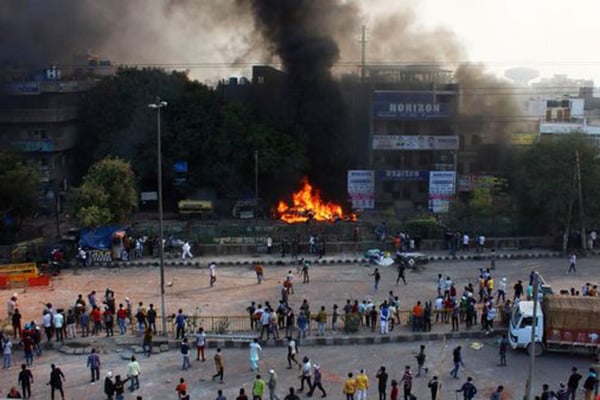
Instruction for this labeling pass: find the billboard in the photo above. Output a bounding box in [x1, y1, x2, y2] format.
[373, 91, 449, 120]
[428, 171, 456, 213]
[378, 169, 428, 182]
[347, 170, 375, 209]
[372, 135, 459, 150]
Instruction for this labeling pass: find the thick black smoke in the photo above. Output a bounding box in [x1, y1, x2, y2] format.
[243, 0, 361, 195]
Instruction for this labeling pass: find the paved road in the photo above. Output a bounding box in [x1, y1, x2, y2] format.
[0, 254, 597, 399]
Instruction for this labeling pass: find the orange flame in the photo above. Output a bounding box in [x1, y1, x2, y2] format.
[276, 178, 356, 223]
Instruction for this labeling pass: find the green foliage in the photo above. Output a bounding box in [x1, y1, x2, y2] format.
[0, 152, 40, 219]
[72, 157, 137, 226]
[75, 67, 308, 206]
[403, 216, 445, 239]
[515, 133, 600, 235]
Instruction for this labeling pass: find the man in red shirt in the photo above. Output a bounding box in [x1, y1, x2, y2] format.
[412, 301, 424, 332]
[90, 306, 102, 336]
[117, 304, 128, 335]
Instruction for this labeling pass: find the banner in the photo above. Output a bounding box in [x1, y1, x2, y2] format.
[373, 91, 449, 120]
[347, 170, 375, 209]
[373, 135, 459, 151]
[378, 170, 428, 182]
[428, 171, 456, 213]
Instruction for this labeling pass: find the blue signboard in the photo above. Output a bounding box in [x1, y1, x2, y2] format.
[373, 91, 449, 120]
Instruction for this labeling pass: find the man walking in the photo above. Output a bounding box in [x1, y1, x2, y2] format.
[209, 262, 217, 287]
[450, 346, 464, 379]
[396, 262, 407, 286]
[287, 337, 301, 369]
[18, 363, 33, 399]
[48, 364, 65, 400]
[415, 345, 428, 377]
[371, 268, 381, 292]
[212, 348, 224, 384]
[308, 363, 327, 398]
[253, 374, 266, 400]
[298, 356, 312, 393]
[567, 253, 577, 274]
[249, 338, 262, 372]
[181, 241, 193, 259]
[456, 377, 477, 400]
[87, 348, 101, 383]
[268, 369, 280, 400]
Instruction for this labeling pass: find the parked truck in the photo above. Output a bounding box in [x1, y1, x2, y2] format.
[509, 294, 600, 356]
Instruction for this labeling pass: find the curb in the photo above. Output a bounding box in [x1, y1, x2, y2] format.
[115, 252, 562, 269]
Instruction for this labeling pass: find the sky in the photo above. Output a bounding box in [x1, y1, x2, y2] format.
[397, 0, 600, 83]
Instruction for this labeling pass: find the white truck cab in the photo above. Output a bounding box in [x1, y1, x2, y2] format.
[508, 300, 544, 355]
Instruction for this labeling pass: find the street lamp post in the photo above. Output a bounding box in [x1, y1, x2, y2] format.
[148, 98, 168, 336]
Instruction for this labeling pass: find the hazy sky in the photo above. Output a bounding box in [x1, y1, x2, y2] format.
[395, 0, 599, 83]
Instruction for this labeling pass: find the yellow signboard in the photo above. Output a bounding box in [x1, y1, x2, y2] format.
[510, 133, 539, 145]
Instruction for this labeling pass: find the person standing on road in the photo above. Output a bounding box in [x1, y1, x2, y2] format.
[567, 367, 583, 400]
[195, 327, 206, 362]
[18, 363, 33, 399]
[355, 368, 369, 400]
[376, 366, 388, 400]
[371, 268, 381, 292]
[498, 334, 509, 366]
[400, 366, 413, 400]
[87, 348, 101, 383]
[253, 374, 266, 400]
[415, 345, 428, 377]
[249, 338, 262, 372]
[104, 371, 115, 400]
[450, 346, 464, 379]
[47, 364, 65, 400]
[212, 348, 224, 384]
[181, 338, 191, 370]
[175, 309, 187, 340]
[268, 369, 280, 400]
[427, 376, 441, 400]
[210, 262, 217, 287]
[255, 264, 264, 284]
[456, 377, 477, 400]
[513, 280, 524, 301]
[567, 253, 577, 274]
[343, 372, 356, 400]
[127, 355, 141, 392]
[583, 369, 598, 400]
[396, 262, 407, 286]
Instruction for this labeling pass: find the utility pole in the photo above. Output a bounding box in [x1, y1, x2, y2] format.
[575, 150, 587, 251]
[148, 98, 168, 336]
[360, 25, 367, 83]
[254, 150, 259, 217]
[525, 271, 539, 400]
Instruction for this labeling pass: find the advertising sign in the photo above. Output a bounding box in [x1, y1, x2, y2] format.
[373, 91, 449, 120]
[428, 171, 456, 213]
[347, 170, 375, 209]
[372, 135, 459, 151]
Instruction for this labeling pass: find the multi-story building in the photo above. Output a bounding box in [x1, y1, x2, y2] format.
[0, 56, 112, 211]
[354, 65, 460, 213]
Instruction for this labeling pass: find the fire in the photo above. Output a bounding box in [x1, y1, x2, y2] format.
[276, 178, 356, 223]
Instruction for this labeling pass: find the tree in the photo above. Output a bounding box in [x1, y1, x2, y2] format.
[0, 152, 40, 226]
[515, 133, 600, 239]
[71, 157, 137, 227]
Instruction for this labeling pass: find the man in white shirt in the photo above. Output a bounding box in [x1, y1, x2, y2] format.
[209, 262, 216, 287]
[53, 311, 64, 342]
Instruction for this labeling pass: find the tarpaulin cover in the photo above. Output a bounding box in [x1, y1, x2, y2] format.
[542, 295, 600, 331]
[79, 226, 128, 250]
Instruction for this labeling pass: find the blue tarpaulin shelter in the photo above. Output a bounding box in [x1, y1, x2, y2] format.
[79, 226, 129, 250]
